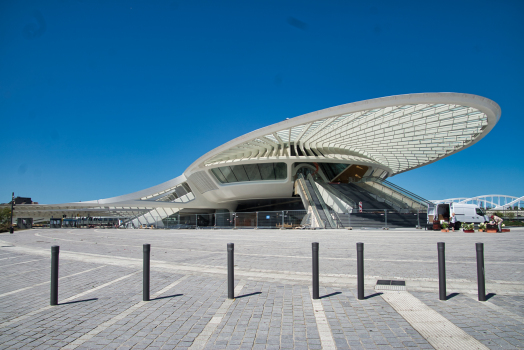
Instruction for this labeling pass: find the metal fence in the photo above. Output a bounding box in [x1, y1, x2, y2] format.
[337, 209, 427, 229]
[162, 210, 308, 229]
[485, 209, 524, 221]
[35, 208, 429, 230]
[158, 209, 427, 229]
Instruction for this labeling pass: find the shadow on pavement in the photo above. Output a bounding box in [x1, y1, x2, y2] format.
[59, 298, 98, 305]
[321, 292, 341, 299]
[152, 294, 183, 301]
[236, 292, 262, 299]
[364, 292, 383, 299]
[485, 293, 496, 301]
[446, 293, 459, 300]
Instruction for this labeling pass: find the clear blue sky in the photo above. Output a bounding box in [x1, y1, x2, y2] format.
[1, 0, 523, 204]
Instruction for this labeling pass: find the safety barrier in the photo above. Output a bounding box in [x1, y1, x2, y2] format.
[48, 241, 489, 306]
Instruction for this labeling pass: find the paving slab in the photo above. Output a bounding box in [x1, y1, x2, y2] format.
[1, 227, 523, 349]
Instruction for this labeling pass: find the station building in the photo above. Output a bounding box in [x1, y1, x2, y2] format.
[11, 93, 501, 229]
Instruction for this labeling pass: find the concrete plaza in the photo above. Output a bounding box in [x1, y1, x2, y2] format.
[1, 227, 523, 349]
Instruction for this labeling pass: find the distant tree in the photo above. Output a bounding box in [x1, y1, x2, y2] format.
[0, 207, 11, 232]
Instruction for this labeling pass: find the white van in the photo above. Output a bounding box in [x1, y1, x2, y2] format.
[428, 203, 489, 225]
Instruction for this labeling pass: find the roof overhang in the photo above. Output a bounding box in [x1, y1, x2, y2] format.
[185, 93, 500, 177]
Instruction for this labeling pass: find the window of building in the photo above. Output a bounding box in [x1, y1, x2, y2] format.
[220, 166, 238, 183]
[258, 163, 276, 180]
[210, 163, 287, 184]
[211, 168, 227, 183]
[243, 164, 262, 180]
[231, 165, 249, 182]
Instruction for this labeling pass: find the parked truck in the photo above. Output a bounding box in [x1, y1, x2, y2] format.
[428, 202, 490, 227]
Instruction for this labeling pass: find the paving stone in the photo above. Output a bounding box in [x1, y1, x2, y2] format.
[1, 228, 524, 349]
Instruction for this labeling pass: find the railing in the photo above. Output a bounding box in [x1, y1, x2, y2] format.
[156, 208, 427, 229]
[316, 182, 356, 210]
[39, 208, 429, 230]
[355, 182, 409, 211]
[330, 210, 344, 229]
[382, 179, 433, 206]
[361, 177, 432, 209]
[161, 210, 308, 229]
[306, 174, 336, 229]
[296, 174, 324, 228]
[339, 209, 427, 229]
[485, 209, 524, 222]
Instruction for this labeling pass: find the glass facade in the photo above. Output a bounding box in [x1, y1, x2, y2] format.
[211, 163, 287, 184]
[156, 182, 192, 202]
[317, 163, 349, 181]
[293, 162, 350, 181]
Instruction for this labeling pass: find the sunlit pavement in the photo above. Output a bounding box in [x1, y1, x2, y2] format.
[1, 228, 523, 349]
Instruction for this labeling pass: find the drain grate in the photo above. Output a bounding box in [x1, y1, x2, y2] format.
[375, 280, 406, 291]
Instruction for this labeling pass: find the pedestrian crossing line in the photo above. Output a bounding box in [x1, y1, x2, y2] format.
[309, 286, 336, 350]
[189, 280, 246, 350]
[382, 291, 489, 350]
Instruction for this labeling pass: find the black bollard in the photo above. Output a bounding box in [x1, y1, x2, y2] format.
[228, 243, 234, 299]
[357, 242, 364, 300]
[143, 244, 150, 301]
[476, 243, 486, 301]
[438, 242, 446, 301]
[50, 246, 59, 306]
[312, 242, 319, 299]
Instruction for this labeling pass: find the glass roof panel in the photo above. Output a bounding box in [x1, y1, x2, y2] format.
[203, 102, 492, 174]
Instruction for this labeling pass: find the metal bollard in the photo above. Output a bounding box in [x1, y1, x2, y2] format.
[312, 242, 319, 299]
[357, 242, 364, 300]
[143, 244, 150, 301]
[476, 243, 486, 301]
[50, 246, 59, 306]
[228, 243, 234, 299]
[438, 242, 446, 301]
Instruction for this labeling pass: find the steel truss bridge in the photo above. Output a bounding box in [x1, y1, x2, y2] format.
[431, 195, 524, 210]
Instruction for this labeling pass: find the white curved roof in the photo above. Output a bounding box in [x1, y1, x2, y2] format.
[187, 93, 501, 176]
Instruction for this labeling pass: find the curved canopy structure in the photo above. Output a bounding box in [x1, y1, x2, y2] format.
[188, 93, 501, 176]
[8, 92, 503, 228]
